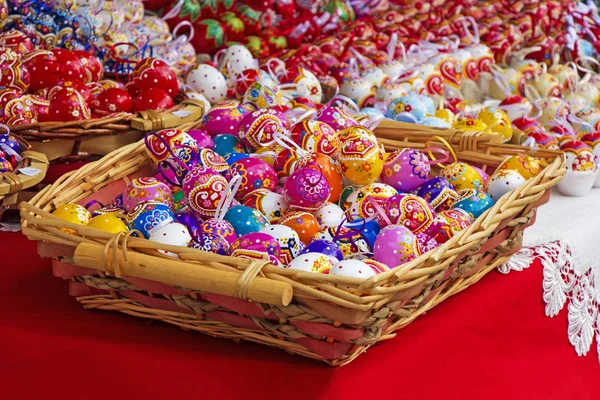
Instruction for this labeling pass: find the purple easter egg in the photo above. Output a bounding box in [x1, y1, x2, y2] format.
[200, 218, 237, 245]
[229, 232, 282, 266]
[122, 177, 174, 213]
[187, 128, 214, 149]
[190, 232, 230, 255]
[416, 233, 440, 254]
[225, 157, 278, 200]
[373, 224, 419, 268]
[416, 177, 459, 212]
[175, 211, 203, 240]
[299, 239, 344, 261]
[202, 100, 248, 137]
[238, 108, 290, 150]
[315, 106, 359, 131]
[283, 167, 331, 211]
[181, 165, 228, 218]
[380, 148, 431, 192]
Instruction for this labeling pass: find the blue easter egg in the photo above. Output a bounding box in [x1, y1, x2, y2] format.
[417, 94, 436, 115]
[299, 239, 344, 262]
[453, 190, 494, 219]
[224, 205, 269, 236]
[125, 201, 175, 238]
[213, 134, 248, 158]
[225, 152, 251, 165]
[344, 218, 381, 249]
[421, 116, 450, 128]
[360, 107, 384, 118]
[385, 96, 427, 122]
[416, 177, 458, 212]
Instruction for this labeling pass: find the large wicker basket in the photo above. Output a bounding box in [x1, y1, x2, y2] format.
[19, 126, 565, 366]
[1, 134, 48, 212]
[9, 99, 205, 163]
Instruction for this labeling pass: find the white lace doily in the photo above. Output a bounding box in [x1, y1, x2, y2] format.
[500, 188, 600, 362]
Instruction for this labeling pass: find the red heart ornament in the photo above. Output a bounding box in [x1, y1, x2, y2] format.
[439, 60, 462, 88]
[4, 96, 37, 124]
[0, 57, 30, 92]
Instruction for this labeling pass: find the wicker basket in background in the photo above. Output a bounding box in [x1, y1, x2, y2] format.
[19, 125, 565, 366]
[9, 99, 205, 164]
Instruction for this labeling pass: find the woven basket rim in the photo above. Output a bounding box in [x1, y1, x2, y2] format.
[19, 127, 567, 310]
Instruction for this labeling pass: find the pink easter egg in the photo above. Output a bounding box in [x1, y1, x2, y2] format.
[200, 219, 237, 245]
[283, 167, 331, 211]
[187, 128, 214, 149]
[122, 177, 173, 212]
[224, 158, 278, 201]
[315, 106, 359, 131]
[416, 233, 440, 254]
[229, 232, 282, 266]
[238, 108, 290, 150]
[382, 194, 436, 234]
[373, 225, 419, 268]
[380, 148, 431, 192]
[181, 165, 228, 218]
[202, 100, 248, 137]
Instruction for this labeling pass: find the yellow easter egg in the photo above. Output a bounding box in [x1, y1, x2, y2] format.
[254, 143, 283, 166]
[52, 204, 91, 233]
[453, 118, 489, 132]
[477, 107, 513, 143]
[435, 108, 456, 125]
[88, 214, 129, 234]
[338, 135, 384, 185]
[496, 154, 542, 179]
[440, 162, 484, 191]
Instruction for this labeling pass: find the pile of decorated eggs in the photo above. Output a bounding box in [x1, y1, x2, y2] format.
[48, 107, 540, 290]
[0, 130, 21, 172]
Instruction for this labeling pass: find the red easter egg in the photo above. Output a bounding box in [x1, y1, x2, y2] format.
[28, 95, 50, 122]
[48, 87, 91, 122]
[23, 50, 62, 92]
[86, 81, 105, 96]
[0, 58, 29, 92]
[0, 29, 34, 55]
[72, 50, 104, 82]
[124, 82, 141, 99]
[92, 88, 134, 114]
[190, 19, 226, 54]
[49, 80, 93, 104]
[51, 49, 86, 82]
[4, 96, 37, 125]
[234, 68, 262, 98]
[0, 88, 21, 123]
[134, 88, 175, 112]
[132, 58, 179, 99]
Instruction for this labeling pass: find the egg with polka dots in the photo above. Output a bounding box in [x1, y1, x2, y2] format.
[331, 259, 381, 279]
[260, 225, 303, 266]
[224, 205, 269, 236]
[148, 222, 192, 258]
[185, 63, 228, 105]
[131, 57, 179, 100]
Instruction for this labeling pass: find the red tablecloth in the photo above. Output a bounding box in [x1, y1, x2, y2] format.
[1, 231, 598, 399]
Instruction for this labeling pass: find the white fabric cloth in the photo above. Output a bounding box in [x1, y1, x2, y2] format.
[501, 188, 600, 362]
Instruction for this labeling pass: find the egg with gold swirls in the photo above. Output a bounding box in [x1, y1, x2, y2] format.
[181, 165, 228, 218]
[229, 232, 281, 266]
[416, 177, 459, 212]
[339, 135, 384, 185]
[343, 183, 396, 221]
[122, 177, 173, 212]
[373, 225, 419, 268]
[440, 162, 484, 191]
[496, 154, 542, 179]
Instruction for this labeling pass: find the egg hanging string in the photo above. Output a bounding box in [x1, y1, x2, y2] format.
[332, 214, 373, 258]
[364, 196, 392, 227]
[144, 132, 195, 175]
[424, 135, 457, 169]
[213, 174, 243, 223]
[0, 124, 21, 164]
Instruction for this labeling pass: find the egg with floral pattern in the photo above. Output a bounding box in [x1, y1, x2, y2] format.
[243, 190, 289, 224]
[122, 177, 174, 212]
[229, 232, 281, 266]
[125, 201, 175, 238]
[381, 148, 431, 192]
[288, 252, 334, 274]
[382, 194, 436, 234]
[452, 190, 494, 219]
[144, 128, 198, 168]
[339, 135, 384, 185]
[312, 226, 371, 259]
[385, 95, 427, 122]
[299, 239, 344, 262]
[440, 162, 484, 191]
[243, 78, 284, 109]
[343, 183, 396, 221]
[283, 167, 331, 211]
[279, 211, 321, 245]
[416, 177, 459, 212]
[200, 219, 237, 245]
[225, 158, 278, 201]
[190, 232, 230, 255]
[260, 224, 303, 265]
[238, 108, 289, 150]
[224, 205, 269, 236]
[430, 209, 472, 243]
[495, 154, 542, 179]
[295, 153, 344, 203]
[181, 165, 228, 218]
[315, 106, 359, 131]
[202, 101, 247, 137]
[290, 120, 339, 158]
[373, 225, 419, 268]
